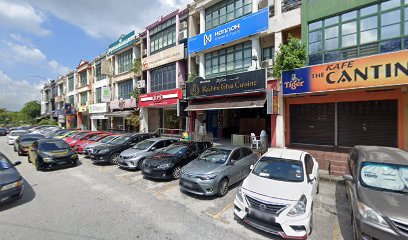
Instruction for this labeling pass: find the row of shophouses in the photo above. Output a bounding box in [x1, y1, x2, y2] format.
[41, 0, 408, 175]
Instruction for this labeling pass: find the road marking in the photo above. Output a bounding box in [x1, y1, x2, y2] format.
[205, 202, 234, 224]
[333, 218, 343, 240]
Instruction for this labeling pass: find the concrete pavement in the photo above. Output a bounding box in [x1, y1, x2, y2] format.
[0, 136, 352, 240]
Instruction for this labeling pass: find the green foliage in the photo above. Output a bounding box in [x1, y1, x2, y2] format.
[132, 58, 142, 74]
[130, 87, 142, 103]
[126, 114, 140, 129]
[37, 118, 58, 126]
[20, 101, 41, 120]
[273, 35, 306, 79]
[187, 72, 197, 83]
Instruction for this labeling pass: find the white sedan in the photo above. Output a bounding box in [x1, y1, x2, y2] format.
[7, 130, 29, 145]
[234, 148, 319, 239]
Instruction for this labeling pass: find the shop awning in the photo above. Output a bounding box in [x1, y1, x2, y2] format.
[185, 96, 266, 111]
[104, 110, 135, 117]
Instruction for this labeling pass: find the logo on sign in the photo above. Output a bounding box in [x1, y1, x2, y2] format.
[284, 74, 304, 90]
[204, 34, 212, 46]
[153, 94, 163, 103]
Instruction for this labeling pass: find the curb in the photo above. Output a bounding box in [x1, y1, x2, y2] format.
[319, 170, 343, 183]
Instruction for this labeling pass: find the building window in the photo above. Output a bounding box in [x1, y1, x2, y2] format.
[205, 0, 253, 31]
[95, 87, 102, 103]
[80, 92, 87, 106]
[79, 71, 87, 87]
[95, 61, 105, 81]
[118, 80, 133, 100]
[69, 95, 74, 105]
[151, 64, 176, 92]
[205, 41, 252, 78]
[307, 0, 407, 65]
[150, 23, 176, 54]
[117, 49, 133, 74]
[68, 74, 74, 92]
[262, 47, 275, 61]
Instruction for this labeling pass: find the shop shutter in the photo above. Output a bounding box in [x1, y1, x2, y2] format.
[338, 100, 398, 147]
[290, 103, 335, 146]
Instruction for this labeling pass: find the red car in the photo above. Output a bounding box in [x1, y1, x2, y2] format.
[63, 131, 89, 145]
[67, 131, 106, 147]
[73, 133, 112, 154]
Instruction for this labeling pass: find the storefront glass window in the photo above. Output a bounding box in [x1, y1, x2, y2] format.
[163, 110, 179, 129]
[205, 0, 252, 31]
[151, 64, 176, 92]
[68, 74, 74, 92]
[95, 87, 101, 103]
[117, 49, 133, 74]
[118, 80, 133, 100]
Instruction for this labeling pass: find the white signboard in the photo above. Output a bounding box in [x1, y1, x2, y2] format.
[142, 43, 184, 70]
[101, 87, 111, 102]
[89, 103, 109, 114]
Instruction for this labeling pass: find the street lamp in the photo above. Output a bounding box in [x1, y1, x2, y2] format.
[252, 55, 258, 70]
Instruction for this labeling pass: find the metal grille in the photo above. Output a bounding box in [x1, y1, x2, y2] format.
[391, 218, 408, 235]
[245, 195, 287, 215]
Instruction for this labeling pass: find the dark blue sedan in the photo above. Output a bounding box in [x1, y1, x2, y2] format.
[0, 153, 23, 205]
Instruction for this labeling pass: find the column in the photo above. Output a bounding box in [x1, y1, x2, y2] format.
[146, 29, 151, 57]
[275, 31, 283, 51]
[275, 0, 282, 17]
[274, 31, 285, 148]
[199, 8, 205, 34]
[198, 53, 205, 77]
[140, 107, 149, 133]
[251, 36, 261, 69]
[175, 14, 180, 44]
[252, 0, 259, 12]
[147, 70, 151, 93]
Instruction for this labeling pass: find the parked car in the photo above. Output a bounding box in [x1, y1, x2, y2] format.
[0, 153, 23, 205]
[234, 148, 319, 239]
[63, 131, 90, 145]
[118, 138, 178, 170]
[83, 135, 121, 158]
[73, 133, 112, 154]
[0, 128, 7, 136]
[90, 133, 154, 164]
[28, 139, 79, 171]
[54, 130, 78, 139]
[14, 134, 45, 156]
[67, 131, 105, 147]
[343, 146, 408, 240]
[44, 129, 71, 139]
[180, 146, 257, 197]
[7, 130, 29, 145]
[141, 141, 212, 180]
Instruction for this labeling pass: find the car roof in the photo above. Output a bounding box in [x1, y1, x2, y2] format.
[36, 138, 66, 143]
[146, 137, 178, 142]
[21, 134, 44, 138]
[210, 145, 246, 151]
[263, 148, 305, 161]
[355, 145, 408, 165]
[10, 130, 28, 133]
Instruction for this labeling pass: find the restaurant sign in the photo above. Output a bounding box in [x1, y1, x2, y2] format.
[186, 69, 266, 98]
[282, 50, 408, 95]
[139, 89, 182, 107]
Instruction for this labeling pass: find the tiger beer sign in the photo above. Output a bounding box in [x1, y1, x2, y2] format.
[282, 50, 408, 95]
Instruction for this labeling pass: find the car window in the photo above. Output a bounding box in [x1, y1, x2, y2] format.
[0, 157, 12, 170]
[230, 149, 241, 161]
[154, 141, 166, 149]
[164, 140, 175, 147]
[304, 154, 314, 175]
[240, 148, 252, 159]
[129, 136, 141, 144]
[253, 157, 304, 182]
[197, 142, 208, 151]
[187, 144, 198, 155]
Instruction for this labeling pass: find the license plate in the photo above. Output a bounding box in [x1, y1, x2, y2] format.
[56, 161, 67, 165]
[144, 168, 151, 173]
[249, 209, 275, 223]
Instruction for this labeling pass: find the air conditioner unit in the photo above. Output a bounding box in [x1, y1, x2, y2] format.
[179, 30, 187, 40]
[261, 59, 274, 68]
[180, 21, 187, 30]
[195, 56, 200, 64]
[136, 80, 146, 88]
[142, 49, 147, 56]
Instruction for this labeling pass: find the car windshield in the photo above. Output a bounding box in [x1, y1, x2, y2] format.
[21, 136, 43, 142]
[133, 140, 155, 150]
[99, 135, 116, 143]
[0, 158, 12, 170]
[110, 136, 130, 145]
[252, 157, 304, 182]
[162, 144, 187, 156]
[88, 135, 101, 141]
[55, 130, 69, 136]
[10, 131, 27, 136]
[39, 141, 70, 151]
[74, 132, 88, 139]
[198, 148, 231, 164]
[66, 132, 78, 137]
[360, 162, 408, 194]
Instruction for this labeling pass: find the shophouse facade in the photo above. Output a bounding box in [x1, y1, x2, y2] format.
[186, 0, 301, 143]
[282, 0, 408, 175]
[40, 80, 57, 121]
[55, 75, 67, 127]
[139, 9, 188, 133]
[106, 31, 141, 133]
[65, 71, 77, 129]
[76, 60, 93, 130]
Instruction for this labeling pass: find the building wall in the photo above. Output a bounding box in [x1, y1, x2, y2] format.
[148, 108, 160, 132]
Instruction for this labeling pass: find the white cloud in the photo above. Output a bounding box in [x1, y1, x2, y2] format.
[2, 41, 47, 63]
[0, 70, 44, 111]
[33, 0, 190, 39]
[0, 0, 50, 36]
[48, 60, 69, 75]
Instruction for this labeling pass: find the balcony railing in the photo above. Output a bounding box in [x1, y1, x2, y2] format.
[282, 0, 301, 13]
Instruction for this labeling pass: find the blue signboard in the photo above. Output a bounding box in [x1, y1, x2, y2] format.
[108, 31, 136, 55]
[188, 8, 269, 54]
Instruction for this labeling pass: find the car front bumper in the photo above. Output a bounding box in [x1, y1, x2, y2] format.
[0, 185, 24, 204]
[117, 158, 139, 170]
[38, 157, 78, 170]
[179, 175, 218, 196]
[141, 167, 172, 179]
[234, 193, 309, 239]
[8, 139, 16, 145]
[89, 152, 110, 163]
[356, 216, 405, 240]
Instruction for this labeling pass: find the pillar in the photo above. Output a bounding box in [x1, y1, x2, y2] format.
[199, 8, 205, 34]
[198, 53, 205, 77]
[140, 107, 149, 133]
[146, 29, 151, 57]
[275, 0, 282, 17]
[252, 0, 259, 12]
[251, 36, 261, 69]
[147, 70, 151, 93]
[274, 31, 285, 148]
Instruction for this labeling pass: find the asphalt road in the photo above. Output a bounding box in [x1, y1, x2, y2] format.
[0, 136, 352, 240]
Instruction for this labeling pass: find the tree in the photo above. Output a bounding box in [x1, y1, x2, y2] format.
[20, 101, 41, 120]
[132, 58, 142, 75]
[273, 35, 306, 78]
[37, 118, 58, 126]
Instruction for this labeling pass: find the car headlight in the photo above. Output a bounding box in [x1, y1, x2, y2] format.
[43, 157, 53, 163]
[357, 201, 388, 227]
[98, 149, 109, 154]
[198, 174, 217, 180]
[1, 179, 23, 191]
[236, 187, 243, 202]
[70, 154, 78, 159]
[156, 163, 172, 170]
[287, 195, 307, 217]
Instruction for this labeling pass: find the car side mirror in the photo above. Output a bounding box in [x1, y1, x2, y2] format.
[228, 160, 236, 165]
[13, 161, 22, 166]
[250, 165, 254, 170]
[150, 147, 156, 151]
[307, 174, 316, 183]
[342, 174, 354, 183]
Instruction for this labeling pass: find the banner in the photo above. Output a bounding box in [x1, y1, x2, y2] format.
[186, 69, 266, 99]
[142, 44, 184, 70]
[101, 87, 111, 102]
[188, 8, 269, 54]
[282, 50, 408, 95]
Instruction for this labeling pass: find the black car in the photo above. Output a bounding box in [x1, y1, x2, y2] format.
[0, 153, 23, 205]
[90, 133, 154, 165]
[0, 128, 7, 136]
[142, 141, 212, 180]
[15, 134, 45, 156]
[28, 139, 79, 171]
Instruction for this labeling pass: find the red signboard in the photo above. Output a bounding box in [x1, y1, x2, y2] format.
[138, 89, 182, 107]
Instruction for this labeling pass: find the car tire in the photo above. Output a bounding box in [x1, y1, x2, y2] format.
[218, 178, 229, 197]
[137, 158, 145, 170]
[172, 166, 181, 179]
[35, 161, 41, 171]
[317, 182, 320, 194]
[17, 149, 22, 156]
[109, 153, 119, 165]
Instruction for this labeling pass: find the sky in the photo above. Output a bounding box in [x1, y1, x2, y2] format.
[0, 0, 190, 111]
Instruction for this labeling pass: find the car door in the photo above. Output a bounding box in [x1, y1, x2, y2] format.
[305, 154, 317, 196]
[182, 144, 198, 166]
[239, 147, 255, 179]
[227, 149, 242, 184]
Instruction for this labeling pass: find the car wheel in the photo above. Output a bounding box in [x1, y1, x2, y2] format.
[109, 153, 119, 165]
[13, 146, 17, 152]
[35, 161, 41, 171]
[137, 158, 145, 170]
[218, 178, 229, 197]
[352, 213, 362, 240]
[72, 159, 78, 167]
[172, 166, 181, 179]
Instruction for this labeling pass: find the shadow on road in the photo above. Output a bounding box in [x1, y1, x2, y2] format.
[335, 180, 353, 240]
[0, 177, 35, 212]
